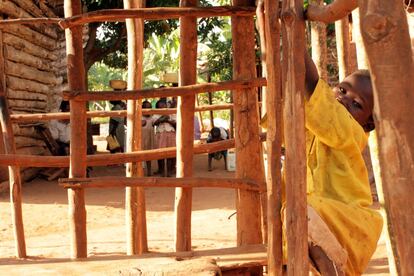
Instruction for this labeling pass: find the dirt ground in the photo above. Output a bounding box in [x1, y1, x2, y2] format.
[0, 139, 390, 275]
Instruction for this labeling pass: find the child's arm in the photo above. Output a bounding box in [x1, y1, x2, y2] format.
[304, 50, 319, 99]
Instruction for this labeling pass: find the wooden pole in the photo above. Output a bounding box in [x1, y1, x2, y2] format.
[351, 8, 368, 69]
[0, 138, 242, 167]
[60, 177, 265, 191]
[0, 19, 26, 258]
[335, 16, 351, 80]
[64, 0, 87, 259]
[310, 0, 327, 81]
[63, 78, 267, 101]
[10, 104, 245, 122]
[281, 0, 308, 274]
[263, 0, 283, 274]
[58, 6, 256, 28]
[358, 1, 414, 274]
[256, 0, 268, 244]
[232, 0, 264, 247]
[174, 0, 197, 252]
[124, 0, 148, 255]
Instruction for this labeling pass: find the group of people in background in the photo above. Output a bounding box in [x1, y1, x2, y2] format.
[108, 80, 201, 177]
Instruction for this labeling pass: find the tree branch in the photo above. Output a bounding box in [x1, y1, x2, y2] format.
[306, 0, 358, 23]
[84, 23, 127, 71]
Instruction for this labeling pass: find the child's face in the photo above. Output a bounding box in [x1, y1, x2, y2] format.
[333, 73, 373, 129]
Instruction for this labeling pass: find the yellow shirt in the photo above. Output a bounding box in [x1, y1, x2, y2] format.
[306, 79, 383, 275]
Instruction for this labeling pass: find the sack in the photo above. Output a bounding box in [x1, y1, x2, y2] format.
[106, 134, 121, 151]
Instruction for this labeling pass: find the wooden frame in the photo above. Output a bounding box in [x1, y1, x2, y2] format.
[281, 0, 308, 273]
[124, 0, 148, 255]
[64, 0, 88, 259]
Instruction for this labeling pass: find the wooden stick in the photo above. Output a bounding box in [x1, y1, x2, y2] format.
[351, 9, 369, 69]
[64, 0, 87, 259]
[63, 78, 267, 101]
[10, 103, 241, 122]
[232, 0, 264, 247]
[310, 0, 327, 81]
[59, 6, 256, 28]
[256, 0, 268, 245]
[306, 0, 357, 23]
[0, 139, 236, 167]
[60, 176, 265, 191]
[335, 17, 351, 80]
[0, 18, 61, 27]
[359, 1, 414, 274]
[174, 0, 197, 253]
[264, 0, 283, 273]
[0, 19, 26, 258]
[124, 0, 148, 256]
[281, 0, 308, 273]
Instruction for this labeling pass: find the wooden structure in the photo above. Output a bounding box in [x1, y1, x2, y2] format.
[0, 0, 413, 275]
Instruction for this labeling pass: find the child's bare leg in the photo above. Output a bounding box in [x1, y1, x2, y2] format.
[146, 161, 151, 176]
[208, 155, 213, 171]
[309, 245, 344, 276]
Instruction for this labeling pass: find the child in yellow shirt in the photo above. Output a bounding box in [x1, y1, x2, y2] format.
[303, 52, 383, 275]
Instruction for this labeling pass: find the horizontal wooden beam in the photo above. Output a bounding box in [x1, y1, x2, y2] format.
[0, 18, 61, 27]
[63, 78, 267, 101]
[59, 7, 256, 28]
[59, 176, 265, 191]
[0, 133, 266, 167]
[0, 138, 235, 167]
[10, 103, 241, 123]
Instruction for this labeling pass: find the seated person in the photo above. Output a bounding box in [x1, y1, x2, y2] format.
[206, 127, 229, 171]
[49, 101, 70, 156]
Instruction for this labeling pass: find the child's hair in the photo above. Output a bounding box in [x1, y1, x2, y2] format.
[352, 69, 375, 132]
[353, 69, 371, 83]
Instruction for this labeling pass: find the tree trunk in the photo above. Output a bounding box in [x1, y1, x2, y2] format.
[359, 1, 414, 274]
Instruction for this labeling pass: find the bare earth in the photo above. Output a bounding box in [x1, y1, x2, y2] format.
[0, 141, 390, 275]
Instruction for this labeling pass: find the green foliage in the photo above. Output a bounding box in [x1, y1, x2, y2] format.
[143, 30, 180, 88]
[88, 62, 127, 111]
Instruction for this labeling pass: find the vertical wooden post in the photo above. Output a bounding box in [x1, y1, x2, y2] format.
[232, 0, 264, 246]
[351, 8, 369, 69]
[264, 0, 283, 274]
[0, 20, 26, 258]
[281, 0, 308, 274]
[64, 0, 87, 258]
[310, 0, 327, 80]
[124, 0, 148, 255]
[359, 1, 414, 274]
[335, 17, 352, 80]
[174, 0, 197, 252]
